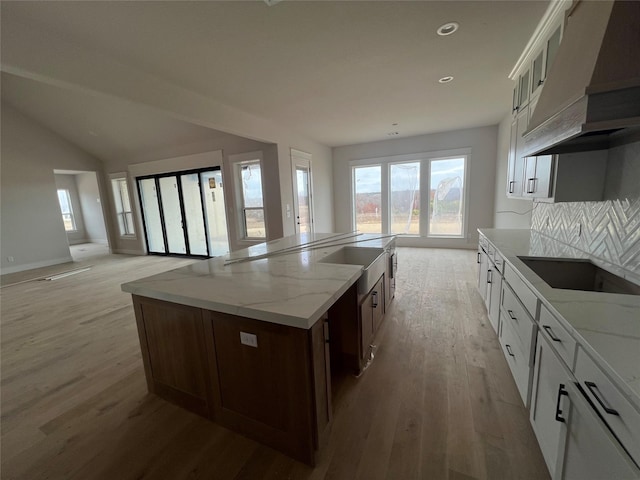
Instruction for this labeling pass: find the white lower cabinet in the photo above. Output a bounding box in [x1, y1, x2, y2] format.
[530, 332, 570, 478]
[561, 381, 640, 480]
[530, 331, 640, 480]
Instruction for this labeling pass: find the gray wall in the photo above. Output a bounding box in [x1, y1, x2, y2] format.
[1, 104, 104, 274]
[332, 125, 498, 249]
[77, 172, 108, 244]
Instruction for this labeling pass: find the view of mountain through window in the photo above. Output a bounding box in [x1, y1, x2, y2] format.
[429, 158, 465, 236]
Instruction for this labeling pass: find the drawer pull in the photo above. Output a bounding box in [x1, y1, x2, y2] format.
[505, 344, 515, 357]
[585, 381, 619, 416]
[507, 310, 517, 320]
[543, 325, 562, 342]
[477, 252, 481, 264]
[555, 384, 568, 423]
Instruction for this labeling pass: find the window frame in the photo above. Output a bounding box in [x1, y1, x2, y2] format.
[349, 149, 470, 239]
[111, 175, 137, 238]
[57, 188, 77, 232]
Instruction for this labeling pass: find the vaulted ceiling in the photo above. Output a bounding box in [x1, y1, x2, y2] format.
[1, 1, 548, 156]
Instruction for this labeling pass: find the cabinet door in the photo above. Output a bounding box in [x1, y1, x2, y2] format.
[531, 49, 545, 98]
[561, 383, 640, 480]
[523, 155, 554, 198]
[507, 119, 519, 196]
[477, 249, 489, 303]
[371, 276, 384, 333]
[530, 333, 570, 479]
[545, 25, 562, 79]
[360, 293, 374, 360]
[518, 69, 530, 109]
[509, 107, 529, 198]
[488, 269, 501, 334]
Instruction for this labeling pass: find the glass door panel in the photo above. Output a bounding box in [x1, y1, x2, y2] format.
[295, 167, 312, 234]
[139, 178, 165, 253]
[158, 176, 186, 254]
[353, 165, 382, 233]
[180, 174, 208, 256]
[390, 162, 420, 235]
[200, 170, 230, 256]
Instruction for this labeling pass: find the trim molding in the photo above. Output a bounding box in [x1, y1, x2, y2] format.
[0, 256, 74, 275]
[509, 0, 571, 80]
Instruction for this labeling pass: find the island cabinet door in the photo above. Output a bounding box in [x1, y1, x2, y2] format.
[203, 311, 328, 466]
[132, 296, 214, 419]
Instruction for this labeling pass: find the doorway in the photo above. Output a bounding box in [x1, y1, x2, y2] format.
[137, 167, 230, 257]
[291, 149, 314, 234]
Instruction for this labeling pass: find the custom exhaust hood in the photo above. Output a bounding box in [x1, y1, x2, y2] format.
[522, 0, 640, 157]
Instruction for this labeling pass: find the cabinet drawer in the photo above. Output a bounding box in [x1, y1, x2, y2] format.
[500, 319, 532, 407]
[501, 282, 536, 362]
[574, 347, 640, 467]
[539, 304, 577, 370]
[503, 263, 538, 319]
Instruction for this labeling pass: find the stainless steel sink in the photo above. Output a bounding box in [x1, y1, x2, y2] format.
[518, 256, 640, 295]
[319, 246, 387, 294]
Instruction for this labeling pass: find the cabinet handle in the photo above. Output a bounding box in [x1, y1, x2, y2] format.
[508, 181, 515, 194]
[543, 325, 562, 342]
[324, 320, 330, 344]
[526, 178, 535, 194]
[538, 79, 544, 86]
[555, 384, 568, 423]
[507, 309, 517, 321]
[372, 291, 378, 308]
[487, 269, 492, 284]
[505, 344, 515, 357]
[585, 381, 619, 416]
[477, 252, 481, 264]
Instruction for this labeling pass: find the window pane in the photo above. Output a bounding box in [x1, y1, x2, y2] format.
[429, 158, 465, 236]
[180, 174, 208, 255]
[119, 180, 132, 211]
[139, 178, 166, 253]
[159, 176, 186, 254]
[354, 166, 381, 233]
[241, 163, 264, 208]
[390, 162, 420, 235]
[57, 189, 71, 214]
[244, 208, 266, 238]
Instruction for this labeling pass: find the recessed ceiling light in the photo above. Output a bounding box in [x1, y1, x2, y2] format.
[438, 76, 454, 84]
[437, 22, 459, 36]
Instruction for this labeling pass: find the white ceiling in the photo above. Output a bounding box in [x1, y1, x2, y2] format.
[1, 1, 549, 153]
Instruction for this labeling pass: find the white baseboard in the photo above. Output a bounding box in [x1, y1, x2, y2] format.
[1, 256, 74, 275]
[114, 249, 145, 256]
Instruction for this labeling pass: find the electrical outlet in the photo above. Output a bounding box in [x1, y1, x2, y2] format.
[240, 331, 258, 348]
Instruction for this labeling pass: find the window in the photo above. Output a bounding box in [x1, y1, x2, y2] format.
[111, 178, 136, 236]
[351, 152, 467, 238]
[428, 157, 465, 236]
[238, 161, 266, 239]
[353, 165, 382, 233]
[57, 189, 76, 231]
[390, 162, 420, 235]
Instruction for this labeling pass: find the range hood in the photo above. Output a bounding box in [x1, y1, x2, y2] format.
[522, 0, 640, 157]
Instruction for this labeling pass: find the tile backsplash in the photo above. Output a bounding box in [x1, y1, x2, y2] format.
[531, 199, 640, 272]
[531, 141, 640, 272]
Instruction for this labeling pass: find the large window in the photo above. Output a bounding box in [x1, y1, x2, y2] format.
[353, 165, 382, 233]
[429, 157, 465, 236]
[390, 162, 420, 234]
[111, 178, 136, 236]
[238, 161, 266, 239]
[351, 153, 467, 238]
[57, 189, 76, 231]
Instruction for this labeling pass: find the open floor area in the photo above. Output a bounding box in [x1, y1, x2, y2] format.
[1, 248, 548, 480]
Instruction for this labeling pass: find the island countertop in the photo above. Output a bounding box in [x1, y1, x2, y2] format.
[121, 233, 395, 329]
[479, 228, 640, 409]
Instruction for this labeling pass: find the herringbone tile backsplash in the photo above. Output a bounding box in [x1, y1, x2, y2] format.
[531, 198, 640, 272]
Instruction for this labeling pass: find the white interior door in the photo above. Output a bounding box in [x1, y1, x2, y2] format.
[291, 150, 314, 234]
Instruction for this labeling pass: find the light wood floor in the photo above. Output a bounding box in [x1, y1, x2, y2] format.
[1, 248, 549, 480]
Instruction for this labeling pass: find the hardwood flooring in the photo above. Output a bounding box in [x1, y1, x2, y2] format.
[1, 248, 549, 480]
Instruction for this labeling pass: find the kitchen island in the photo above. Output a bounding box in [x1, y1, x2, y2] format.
[121, 233, 396, 465]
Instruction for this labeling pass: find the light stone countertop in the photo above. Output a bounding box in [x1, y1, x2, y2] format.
[479, 228, 640, 410]
[122, 233, 395, 330]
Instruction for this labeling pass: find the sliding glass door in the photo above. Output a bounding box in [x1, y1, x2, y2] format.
[137, 167, 229, 258]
